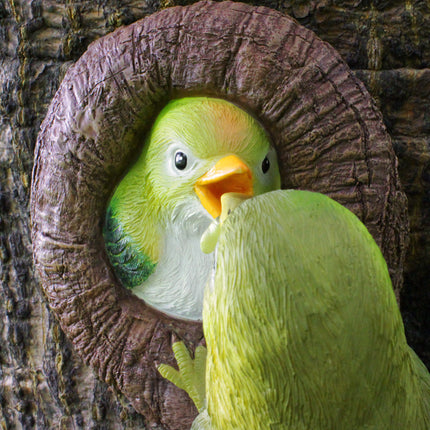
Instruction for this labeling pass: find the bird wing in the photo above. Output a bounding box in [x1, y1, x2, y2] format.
[409, 347, 430, 427]
[104, 203, 156, 289]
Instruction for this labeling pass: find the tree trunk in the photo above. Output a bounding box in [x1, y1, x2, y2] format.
[1, 0, 429, 428]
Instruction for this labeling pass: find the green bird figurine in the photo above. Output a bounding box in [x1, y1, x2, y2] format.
[160, 190, 430, 429]
[103, 97, 281, 320]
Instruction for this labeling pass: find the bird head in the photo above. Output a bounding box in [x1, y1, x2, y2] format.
[142, 97, 281, 224]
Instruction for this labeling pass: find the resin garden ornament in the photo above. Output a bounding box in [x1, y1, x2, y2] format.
[31, 1, 409, 429]
[160, 190, 430, 429]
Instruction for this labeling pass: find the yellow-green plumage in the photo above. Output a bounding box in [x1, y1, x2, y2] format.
[197, 190, 430, 429]
[104, 97, 280, 320]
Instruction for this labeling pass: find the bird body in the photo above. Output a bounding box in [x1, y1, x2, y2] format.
[104, 97, 280, 320]
[106, 96, 430, 428]
[199, 190, 430, 429]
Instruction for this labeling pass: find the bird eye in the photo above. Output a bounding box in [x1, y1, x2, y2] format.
[175, 151, 188, 170]
[262, 155, 270, 174]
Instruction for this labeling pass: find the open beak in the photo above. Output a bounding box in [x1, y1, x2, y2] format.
[195, 155, 253, 218]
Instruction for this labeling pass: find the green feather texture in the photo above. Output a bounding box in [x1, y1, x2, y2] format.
[104, 202, 156, 289]
[202, 190, 430, 430]
[103, 97, 280, 319]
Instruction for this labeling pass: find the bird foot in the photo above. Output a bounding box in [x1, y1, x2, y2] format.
[158, 341, 207, 412]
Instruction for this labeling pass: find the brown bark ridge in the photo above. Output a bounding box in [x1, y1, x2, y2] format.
[30, 1, 408, 428]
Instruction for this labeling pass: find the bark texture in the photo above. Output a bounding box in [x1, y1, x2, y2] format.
[0, 0, 429, 429]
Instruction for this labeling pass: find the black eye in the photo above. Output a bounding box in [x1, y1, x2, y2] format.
[262, 155, 270, 174]
[175, 151, 188, 170]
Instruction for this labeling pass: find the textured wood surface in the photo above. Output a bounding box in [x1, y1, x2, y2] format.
[1, 0, 429, 428]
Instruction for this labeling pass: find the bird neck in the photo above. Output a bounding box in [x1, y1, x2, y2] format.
[132, 200, 214, 321]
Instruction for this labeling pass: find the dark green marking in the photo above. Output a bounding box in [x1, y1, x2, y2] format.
[103, 204, 156, 289]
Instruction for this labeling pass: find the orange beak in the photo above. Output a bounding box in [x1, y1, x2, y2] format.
[195, 155, 253, 218]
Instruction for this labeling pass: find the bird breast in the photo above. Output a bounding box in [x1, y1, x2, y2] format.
[132, 198, 214, 321]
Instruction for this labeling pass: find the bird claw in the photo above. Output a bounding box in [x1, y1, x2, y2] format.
[158, 341, 207, 412]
